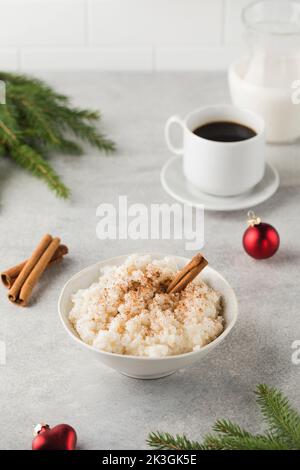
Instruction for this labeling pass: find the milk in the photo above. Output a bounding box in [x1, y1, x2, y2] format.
[228, 58, 300, 143]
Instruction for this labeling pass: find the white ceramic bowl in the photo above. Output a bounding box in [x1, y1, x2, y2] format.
[58, 254, 238, 379]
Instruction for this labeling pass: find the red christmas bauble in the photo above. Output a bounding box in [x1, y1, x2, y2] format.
[32, 423, 77, 450]
[243, 211, 280, 260]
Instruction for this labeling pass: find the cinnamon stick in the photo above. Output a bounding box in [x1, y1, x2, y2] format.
[167, 253, 208, 294]
[8, 234, 52, 303]
[1, 244, 68, 289]
[15, 237, 61, 306]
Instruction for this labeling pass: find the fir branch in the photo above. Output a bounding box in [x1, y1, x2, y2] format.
[13, 92, 61, 146]
[0, 71, 115, 197]
[0, 104, 20, 144]
[203, 433, 289, 450]
[212, 419, 252, 439]
[148, 385, 300, 451]
[10, 144, 69, 198]
[0, 72, 68, 103]
[50, 138, 83, 155]
[256, 384, 300, 449]
[50, 105, 115, 153]
[147, 432, 204, 450]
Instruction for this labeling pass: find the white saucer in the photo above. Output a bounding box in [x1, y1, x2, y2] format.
[161, 156, 279, 212]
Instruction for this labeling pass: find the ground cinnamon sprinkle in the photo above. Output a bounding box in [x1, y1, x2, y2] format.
[69, 254, 223, 357]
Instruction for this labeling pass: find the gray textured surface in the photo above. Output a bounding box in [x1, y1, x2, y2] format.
[0, 72, 300, 450]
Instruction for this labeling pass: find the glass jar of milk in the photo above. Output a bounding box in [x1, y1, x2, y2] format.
[228, 0, 300, 143]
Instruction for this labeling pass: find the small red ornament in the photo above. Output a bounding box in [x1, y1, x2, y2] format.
[243, 211, 280, 260]
[32, 423, 77, 450]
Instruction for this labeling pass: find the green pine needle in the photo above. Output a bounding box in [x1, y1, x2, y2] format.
[212, 419, 253, 439]
[203, 433, 290, 450]
[10, 144, 69, 198]
[147, 432, 204, 450]
[147, 384, 300, 451]
[0, 71, 115, 198]
[256, 384, 300, 449]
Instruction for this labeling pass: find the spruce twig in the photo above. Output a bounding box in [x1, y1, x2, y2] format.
[10, 144, 69, 198]
[0, 72, 115, 198]
[147, 385, 300, 451]
[203, 433, 289, 450]
[256, 384, 300, 449]
[147, 432, 205, 450]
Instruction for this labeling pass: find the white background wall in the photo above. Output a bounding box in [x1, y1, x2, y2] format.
[0, 0, 250, 71]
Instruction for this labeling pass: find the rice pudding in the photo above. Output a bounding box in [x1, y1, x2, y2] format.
[69, 255, 223, 358]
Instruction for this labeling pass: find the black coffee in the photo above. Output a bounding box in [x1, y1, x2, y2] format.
[193, 121, 256, 142]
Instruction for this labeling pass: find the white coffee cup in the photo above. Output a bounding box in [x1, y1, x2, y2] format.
[165, 105, 265, 197]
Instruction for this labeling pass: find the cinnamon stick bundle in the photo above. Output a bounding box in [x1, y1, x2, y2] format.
[5, 234, 67, 307]
[167, 253, 208, 294]
[1, 244, 68, 289]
